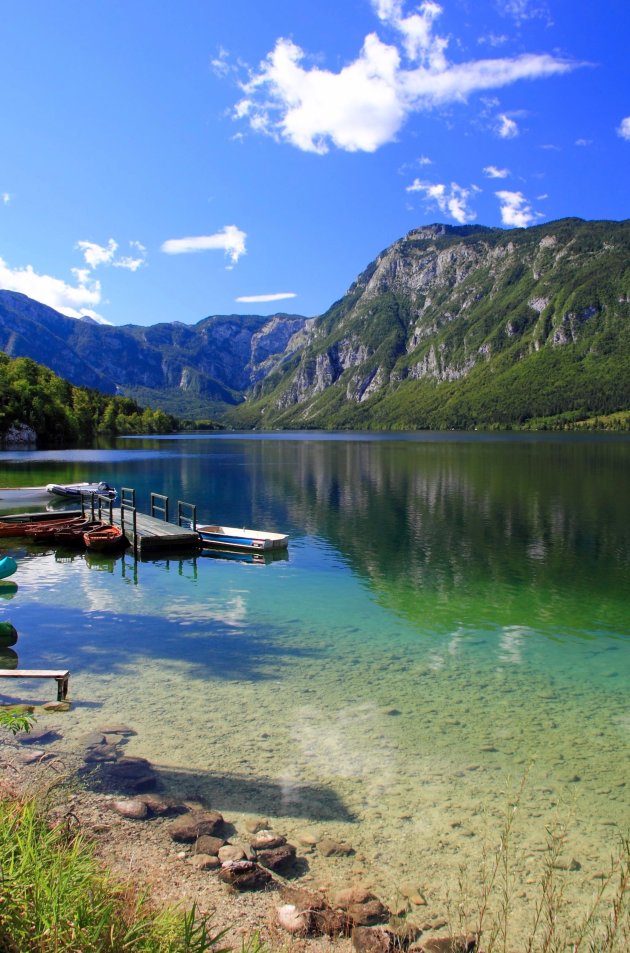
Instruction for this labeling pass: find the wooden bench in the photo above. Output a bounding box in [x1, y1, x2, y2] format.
[0, 669, 70, 701]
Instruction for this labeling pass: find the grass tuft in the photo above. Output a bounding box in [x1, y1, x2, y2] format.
[0, 794, 254, 953]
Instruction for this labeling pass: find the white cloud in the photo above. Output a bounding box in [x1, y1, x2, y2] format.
[575, 138, 592, 146]
[210, 46, 232, 78]
[0, 236, 144, 323]
[495, 189, 540, 227]
[76, 238, 147, 271]
[407, 178, 477, 223]
[497, 112, 519, 138]
[161, 226, 247, 265]
[478, 34, 509, 48]
[483, 164, 509, 178]
[418, 154, 432, 165]
[373, 0, 448, 67]
[0, 255, 103, 319]
[617, 116, 630, 140]
[113, 241, 147, 272]
[1, 193, 10, 205]
[236, 292, 297, 303]
[497, 1, 552, 26]
[233, 2, 575, 154]
[76, 238, 117, 268]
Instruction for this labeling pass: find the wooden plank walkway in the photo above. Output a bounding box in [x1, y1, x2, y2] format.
[110, 508, 200, 555]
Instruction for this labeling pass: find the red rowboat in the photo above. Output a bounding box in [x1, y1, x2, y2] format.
[27, 518, 103, 544]
[83, 524, 128, 553]
[0, 516, 85, 539]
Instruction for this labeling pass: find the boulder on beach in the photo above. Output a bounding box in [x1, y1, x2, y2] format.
[112, 799, 149, 820]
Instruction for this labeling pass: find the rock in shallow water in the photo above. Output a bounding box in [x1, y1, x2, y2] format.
[41, 701, 71, 712]
[103, 757, 158, 793]
[194, 834, 225, 856]
[318, 837, 354, 857]
[18, 728, 61, 745]
[218, 845, 246, 863]
[218, 860, 273, 891]
[418, 935, 478, 953]
[250, 830, 286, 850]
[255, 843, 297, 871]
[190, 853, 221, 871]
[352, 926, 406, 953]
[244, 817, 270, 834]
[168, 810, 224, 842]
[277, 903, 309, 935]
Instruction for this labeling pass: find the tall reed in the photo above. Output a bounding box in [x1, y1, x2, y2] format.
[447, 776, 629, 953]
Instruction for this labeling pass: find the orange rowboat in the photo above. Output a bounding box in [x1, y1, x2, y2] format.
[83, 525, 128, 553]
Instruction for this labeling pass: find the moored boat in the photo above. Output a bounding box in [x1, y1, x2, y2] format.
[46, 481, 117, 500]
[28, 518, 103, 545]
[197, 524, 289, 552]
[0, 514, 84, 538]
[0, 486, 52, 505]
[83, 524, 128, 553]
[0, 556, 17, 579]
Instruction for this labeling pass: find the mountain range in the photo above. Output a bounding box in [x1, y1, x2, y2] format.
[1, 217, 629, 429]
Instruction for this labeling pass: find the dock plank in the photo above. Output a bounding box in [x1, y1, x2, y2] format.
[110, 509, 200, 553]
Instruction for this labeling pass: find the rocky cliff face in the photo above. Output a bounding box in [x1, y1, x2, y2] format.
[246, 218, 630, 427]
[0, 292, 308, 406]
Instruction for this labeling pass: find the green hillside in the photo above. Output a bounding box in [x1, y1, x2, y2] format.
[0, 353, 181, 446]
[230, 218, 630, 430]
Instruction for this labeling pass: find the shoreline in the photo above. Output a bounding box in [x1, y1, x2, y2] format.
[1, 716, 629, 953]
[0, 730, 427, 953]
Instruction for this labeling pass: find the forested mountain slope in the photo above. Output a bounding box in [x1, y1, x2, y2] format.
[236, 218, 630, 430]
[1, 217, 629, 429]
[0, 291, 307, 417]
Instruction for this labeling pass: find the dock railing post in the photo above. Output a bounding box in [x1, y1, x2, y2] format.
[120, 488, 138, 557]
[150, 493, 169, 523]
[177, 501, 197, 531]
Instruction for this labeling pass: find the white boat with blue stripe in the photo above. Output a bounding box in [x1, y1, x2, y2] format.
[197, 524, 289, 552]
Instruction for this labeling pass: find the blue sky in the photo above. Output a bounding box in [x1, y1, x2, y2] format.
[1, 0, 628, 327]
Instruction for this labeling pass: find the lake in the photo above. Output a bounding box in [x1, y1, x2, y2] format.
[1, 431, 629, 931]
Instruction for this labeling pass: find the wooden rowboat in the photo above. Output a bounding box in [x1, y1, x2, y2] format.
[197, 524, 289, 552]
[83, 524, 128, 553]
[0, 516, 85, 538]
[27, 518, 103, 544]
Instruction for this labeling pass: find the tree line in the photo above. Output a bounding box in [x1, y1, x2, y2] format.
[0, 353, 180, 445]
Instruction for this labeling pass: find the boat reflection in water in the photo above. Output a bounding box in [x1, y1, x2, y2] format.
[199, 546, 289, 566]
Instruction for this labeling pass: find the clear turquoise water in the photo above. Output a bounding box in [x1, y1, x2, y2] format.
[1, 432, 629, 920]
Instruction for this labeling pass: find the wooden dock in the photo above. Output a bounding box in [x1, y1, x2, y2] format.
[111, 507, 201, 555]
[1, 489, 202, 557]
